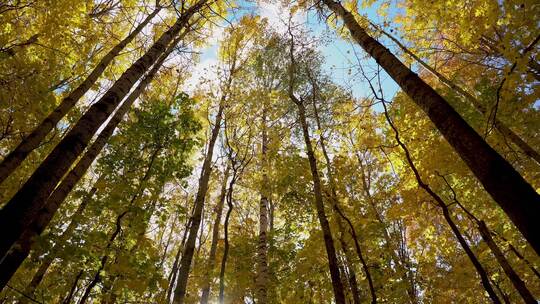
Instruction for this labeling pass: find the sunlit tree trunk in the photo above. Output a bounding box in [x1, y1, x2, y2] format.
[200, 166, 230, 304]
[0, 6, 162, 185]
[323, 0, 540, 255]
[0, 0, 207, 263]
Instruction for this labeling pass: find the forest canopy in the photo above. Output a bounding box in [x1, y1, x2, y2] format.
[0, 0, 539, 303]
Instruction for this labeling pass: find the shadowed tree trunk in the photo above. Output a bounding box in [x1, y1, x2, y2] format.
[308, 80, 377, 304]
[160, 213, 180, 268]
[165, 215, 192, 303]
[294, 98, 345, 304]
[322, 0, 540, 255]
[0, 5, 162, 185]
[287, 29, 345, 304]
[337, 229, 362, 304]
[62, 270, 83, 304]
[349, 139, 418, 304]
[172, 35, 240, 302]
[78, 210, 128, 304]
[495, 234, 540, 280]
[19, 182, 99, 302]
[0, 29, 189, 290]
[478, 221, 536, 304]
[0, 0, 207, 263]
[200, 166, 229, 304]
[380, 100, 502, 304]
[172, 75, 231, 304]
[218, 169, 236, 304]
[78, 145, 161, 304]
[443, 185, 537, 304]
[372, 23, 540, 166]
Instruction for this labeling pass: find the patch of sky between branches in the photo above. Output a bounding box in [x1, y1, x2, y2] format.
[196, 1, 402, 111]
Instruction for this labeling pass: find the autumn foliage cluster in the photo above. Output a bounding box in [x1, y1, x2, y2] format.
[0, 0, 539, 303]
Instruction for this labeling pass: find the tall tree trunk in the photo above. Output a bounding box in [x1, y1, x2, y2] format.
[102, 201, 157, 304]
[337, 230, 362, 304]
[218, 175, 236, 304]
[160, 213, 180, 268]
[381, 101, 502, 304]
[19, 182, 99, 302]
[0, 28, 188, 290]
[373, 23, 540, 166]
[292, 97, 345, 304]
[496, 235, 540, 280]
[0, 0, 207, 262]
[172, 89, 228, 304]
[0, 6, 162, 185]
[477, 221, 536, 303]
[323, 0, 540, 255]
[442, 179, 537, 303]
[100, 274, 119, 304]
[287, 28, 345, 304]
[172, 44, 237, 303]
[309, 88, 377, 304]
[492, 279, 512, 304]
[256, 104, 269, 304]
[166, 216, 192, 304]
[200, 166, 230, 304]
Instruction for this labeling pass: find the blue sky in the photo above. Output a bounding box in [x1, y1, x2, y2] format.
[194, 1, 402, 103]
